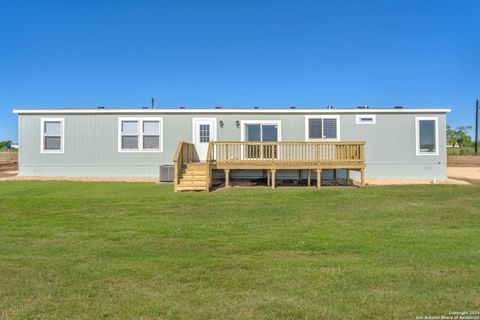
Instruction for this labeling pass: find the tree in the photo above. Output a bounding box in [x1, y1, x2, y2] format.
[447, 125, 456, 147]
[455, 126, 473, 148]
[447, 126, 472, 148]
[0, 140, 12, 149]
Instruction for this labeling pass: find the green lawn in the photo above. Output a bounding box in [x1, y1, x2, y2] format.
[1, 182, 479, 319]
[447, 146, 478, 156]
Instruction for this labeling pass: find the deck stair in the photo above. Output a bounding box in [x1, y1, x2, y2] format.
[176, 162, 208, 191]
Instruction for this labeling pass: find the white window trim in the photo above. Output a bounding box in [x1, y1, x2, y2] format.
[240, 120, 282, 141]
[355, 114, 376, 124]
[118, 117, 163, 152]
[415, 117, 439, 156]
[40, 118, 64, 154]
[304, 115, 340, 141]
[191, 117, 217, 144]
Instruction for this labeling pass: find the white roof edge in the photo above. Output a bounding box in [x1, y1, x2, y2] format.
[12, 108, 451, 114]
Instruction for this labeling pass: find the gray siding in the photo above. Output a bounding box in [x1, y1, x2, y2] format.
[18, 111, 447, 179]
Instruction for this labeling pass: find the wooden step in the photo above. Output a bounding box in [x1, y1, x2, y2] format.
[181, 173, 207, 178]
[179, 178, 207, 185]
[182, 170, 207, 175]
[185, 162, 207, 168]
[183, 167, 206, 172]
[176, 184, 207, 191]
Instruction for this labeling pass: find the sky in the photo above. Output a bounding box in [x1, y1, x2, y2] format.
[1, 0, 479, 142]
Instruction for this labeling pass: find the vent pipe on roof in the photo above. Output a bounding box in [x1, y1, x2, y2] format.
[327, 105, 334, 109]
[253, 106, 259, 109]
[151, 96, 155, 109]
[357, 105, 369, 109]
[215, 106, 222, 109]
[394, 106, 404, 109]
[179, 106, 186, 109]
[290, 106, 296, 109]
[97, 106, 105, 109]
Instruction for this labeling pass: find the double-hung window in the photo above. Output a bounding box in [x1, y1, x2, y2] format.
[119, 117, 163, 152]
[416, 117, 438, 155]
[41, 118, 64, 153]
[305, 116, 340, 140]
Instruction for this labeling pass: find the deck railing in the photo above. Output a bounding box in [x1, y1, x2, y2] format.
[173, 141, 196, 191]
[208, 141, 365, 166]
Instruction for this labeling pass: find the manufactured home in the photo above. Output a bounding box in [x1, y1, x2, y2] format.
[13, 107, 449, 191]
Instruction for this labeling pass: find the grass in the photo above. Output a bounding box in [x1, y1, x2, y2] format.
[0, 181, 479, 319]
[447, 146, 478, 156]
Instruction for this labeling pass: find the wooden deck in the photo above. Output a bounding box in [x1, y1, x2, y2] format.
[174, 141, 366, 192]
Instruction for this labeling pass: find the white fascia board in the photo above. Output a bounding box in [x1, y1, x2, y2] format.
[13, 108, 452, 115]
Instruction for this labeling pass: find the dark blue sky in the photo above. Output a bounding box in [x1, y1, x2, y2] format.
[1, 0, 479, 141]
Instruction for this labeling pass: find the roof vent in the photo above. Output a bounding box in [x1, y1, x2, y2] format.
[179, 106, 186, 109]
[253, 106, 259, 109]
[290, 106, 296, 109]
[97, 106, 105, 109]
[215, 106, 222, 109]
[357, 105, 369, 109]
[326, 105, 334, 109]
[142, 107, 148, 109]
[394, 106, 404, 109]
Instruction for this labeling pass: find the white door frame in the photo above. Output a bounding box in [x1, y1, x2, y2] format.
[192, 117, 217, 161]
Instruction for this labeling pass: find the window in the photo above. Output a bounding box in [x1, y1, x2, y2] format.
[245, 124, 278, 142]
[356, 114, 376, 124]
[118, 117, 163, 152]
[41, 118, 64, 153]
[121, 121, 139, 150]
[143, 121, 161, 149]
[199, 124, 210, 143]
[305, 116, 340, 140]
[416, 117, 438, 155]
[241, 121, 281, 159]
[241, 121, 281, 142]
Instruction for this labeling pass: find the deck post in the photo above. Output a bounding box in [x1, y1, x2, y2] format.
[307, 170, 311, 187]
[346, 169, 350, 186]
[267, 170, 270, 186]
[271, 169, 276, 189]
[360, 168, 365, 187]
[225, 169, 230, 188]
[316, 169, 321, 189]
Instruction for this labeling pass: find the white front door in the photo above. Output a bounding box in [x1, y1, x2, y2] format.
[193, 118, 216, 161]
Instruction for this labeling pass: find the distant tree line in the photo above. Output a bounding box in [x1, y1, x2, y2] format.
[0, 140, 13, 149]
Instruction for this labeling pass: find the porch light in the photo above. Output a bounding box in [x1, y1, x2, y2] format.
[235, 120, 240, 128]
[219, 120, 224, 128]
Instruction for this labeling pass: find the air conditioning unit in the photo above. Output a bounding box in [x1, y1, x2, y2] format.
[159, 165, 174, 182]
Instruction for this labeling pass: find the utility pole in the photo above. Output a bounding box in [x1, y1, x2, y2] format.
[476, 99, 479, 154]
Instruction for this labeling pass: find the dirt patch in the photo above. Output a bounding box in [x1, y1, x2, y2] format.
[0, 161, 18, 172]
[0, 170, 19, 180]
[448, 156, 480, 167]
[447, 167, 480, 185]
